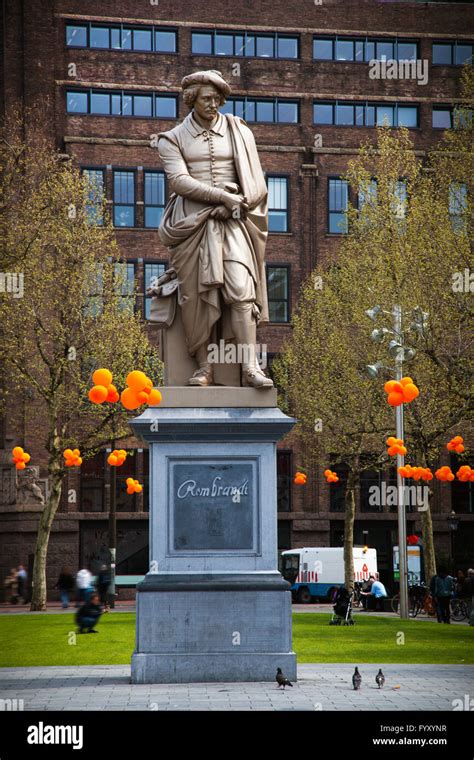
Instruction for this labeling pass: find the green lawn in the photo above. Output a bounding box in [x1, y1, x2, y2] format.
[0, 612, 472, 668]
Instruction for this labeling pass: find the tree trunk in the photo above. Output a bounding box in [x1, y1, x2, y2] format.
[420, 495, 437, 587]
[30, 470, 63, 611]
[344, 471, 356, 591]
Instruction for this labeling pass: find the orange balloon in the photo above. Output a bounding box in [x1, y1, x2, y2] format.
[126, 371, 149, 392]
[63, 449, 73, 458]
[147, 389, 162, 406]
[455, 444, 465, 453]
[12, 446, 24, 458]
[144, 377, 153, 389]
[89, 385, 108, 404]
[120, 388, 141, 410]
[402, 383, 419, 402]
[384, 381, 397, 394]
[137, 391, 149, 403]
[400, 377, 414, 387]
[106, 384, 118, 403]
[108, 454, 118, 466]
[387, 391, 404, 407]
[16, 461, 26, 470]
[135, 484, 143, 493]
[386, 437, 397, 446]
[93, 368, 113, 387]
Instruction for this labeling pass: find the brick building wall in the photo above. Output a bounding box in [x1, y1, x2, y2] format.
[1, 0, 473, 597]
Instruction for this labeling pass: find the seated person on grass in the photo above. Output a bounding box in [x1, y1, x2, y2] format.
[76, 592, 102, 634]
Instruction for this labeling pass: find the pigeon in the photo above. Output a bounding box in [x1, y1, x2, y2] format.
[352, 667, 362, 690]
[376, 669, 385, 689]
[276, 668, 293, 689]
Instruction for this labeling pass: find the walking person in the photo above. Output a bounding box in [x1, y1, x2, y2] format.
[96, 564, 111, 612]
[75, 566, 93, 606]
[76, 592, 102, 634]
[462, 568, 474, 626]
[16, 564, 28, 604]
[4, 568, 19, 605]
[430, 565, 455, 623]
[55, 567, 75, 609]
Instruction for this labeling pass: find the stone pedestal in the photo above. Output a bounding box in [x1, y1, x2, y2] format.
[129, 389, 297, 683]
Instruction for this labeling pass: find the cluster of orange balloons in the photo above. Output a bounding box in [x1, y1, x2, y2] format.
[324, 469, 339, 483]
[386, 437, 407, 457]
[88, 369, 120, 405]
[107, 449, 127, 467]
[126, 477, 143, 494]
[447, 436, 465, 454]
[398, 465, 433, 481]
[384, 377, 419, 407]
[63, 448, 82, 467]
[457, 465, 474, 482]
[435, 466, 455, 481]
[294, 472, 307, 485]
[12, 447, 31, 470]
[120, 371, 162, 411]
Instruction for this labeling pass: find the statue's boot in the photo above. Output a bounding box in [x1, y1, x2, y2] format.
[230, 303, 273, 389]
[188, 345, 214, 386]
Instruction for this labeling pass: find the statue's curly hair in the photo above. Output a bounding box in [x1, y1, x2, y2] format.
[182, 83, 227, 110]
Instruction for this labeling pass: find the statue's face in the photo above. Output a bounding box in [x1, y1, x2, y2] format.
[194, 85, 222, 121]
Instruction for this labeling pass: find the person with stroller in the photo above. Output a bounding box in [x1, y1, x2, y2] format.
[75, 592, 102, 634]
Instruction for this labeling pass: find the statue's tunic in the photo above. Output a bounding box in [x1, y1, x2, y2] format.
[158, 112, 269, 356]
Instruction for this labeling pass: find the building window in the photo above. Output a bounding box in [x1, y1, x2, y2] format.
[314, 100, 418, 128]
[144, 262, 167, 318]
[66, 24, 88, 47]
[313, 35, 418, 62]
[66, 22, 177, 52]
[266, 266, 289, 323]
[191, 30, 299, 59]
[82, 168, 105, 225]
[432, 106, 472, 130]
[432, 40, 473, 66]
[222, 98, 299, 123]
[328, 178, 348, 234]
[115, 263, 136, 313]
[449, 183, 468, 233]
[113, 171, 135, 227]
[450, 454, 473, 513]
[80, 452, 105, 511]
[66, 89, 177, 119]
[329, 463, 349, 512]
[84, 264, 104, 318]
[267, 176, 288, 232]
[277, 451, 292, 512]
[144, 172, 166, 228]
[360, 468, 383, 512]
[358, 179, 378, 210]
[392, 180, 407, 220]
[115, 451, 137, 511]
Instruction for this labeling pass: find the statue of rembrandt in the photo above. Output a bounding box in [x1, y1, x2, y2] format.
[154, 69, 273, 389]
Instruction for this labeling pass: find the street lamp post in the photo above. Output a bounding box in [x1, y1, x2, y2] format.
[365, 304, 424, 620]
[447, 510, 459, 572]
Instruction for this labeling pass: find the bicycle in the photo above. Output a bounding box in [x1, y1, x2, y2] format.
[391, 584, 436, 617]
[450, 597, 469, 622]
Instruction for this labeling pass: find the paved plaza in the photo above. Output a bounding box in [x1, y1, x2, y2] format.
[1, 663, 472, 711]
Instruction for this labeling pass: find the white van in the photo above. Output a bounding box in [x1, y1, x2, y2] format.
[281, 546, 378, 603]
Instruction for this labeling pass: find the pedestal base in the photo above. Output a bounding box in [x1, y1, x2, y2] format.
[131, 585, 296, 684]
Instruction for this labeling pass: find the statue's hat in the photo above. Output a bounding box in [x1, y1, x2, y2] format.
[181, 70, 231, 97]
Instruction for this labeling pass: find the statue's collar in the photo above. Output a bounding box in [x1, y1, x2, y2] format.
[184, 111, 227, 138]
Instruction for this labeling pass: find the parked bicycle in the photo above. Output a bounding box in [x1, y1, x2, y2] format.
[391, 584, 436, 617]
[450, 597, 469, 622]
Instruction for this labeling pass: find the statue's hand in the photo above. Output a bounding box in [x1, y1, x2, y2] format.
[210, 205, 232, 220]
[222, 192, 249, 220]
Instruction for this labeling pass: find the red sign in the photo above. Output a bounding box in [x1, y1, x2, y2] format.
[362, 563, 368, 573]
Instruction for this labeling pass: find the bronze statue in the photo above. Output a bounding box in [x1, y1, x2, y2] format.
[152, 70, 273, 389]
